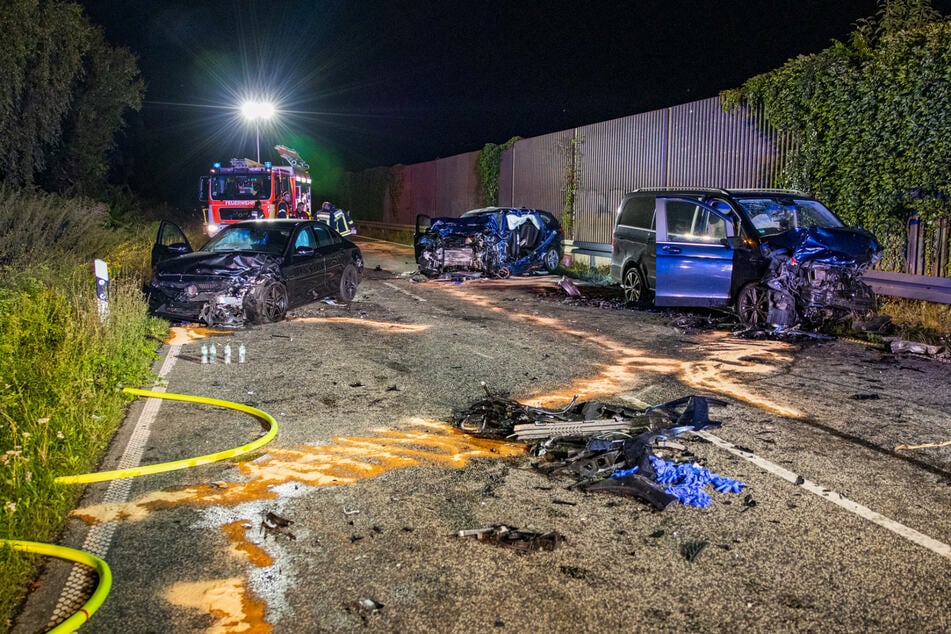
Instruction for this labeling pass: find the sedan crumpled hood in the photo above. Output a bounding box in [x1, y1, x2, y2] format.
[155, 252, 283, 277]
[761, 226, 883, 267]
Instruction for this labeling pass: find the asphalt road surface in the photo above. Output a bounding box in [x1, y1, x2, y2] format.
[15, 236, 951, 633]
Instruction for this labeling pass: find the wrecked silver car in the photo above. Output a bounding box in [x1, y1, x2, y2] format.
[609, 189, 882, 328]
[148, 219, 363, 326]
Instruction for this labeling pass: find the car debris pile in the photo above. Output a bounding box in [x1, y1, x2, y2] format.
[453, 386, 746, 511]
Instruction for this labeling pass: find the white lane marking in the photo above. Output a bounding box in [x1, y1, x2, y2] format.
[696, 430, 951, 561]
[473, 351, 494, 359]
[49, 346, 181, 627]
[383, 281, 427, 302]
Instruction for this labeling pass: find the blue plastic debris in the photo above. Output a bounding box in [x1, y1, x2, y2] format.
[613, 455, 746, 508]
[665, 484, 712, 508]
[711, 475, 746, 494]
[610, 466, 640, 478]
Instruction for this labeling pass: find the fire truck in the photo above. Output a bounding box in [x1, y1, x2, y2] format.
[198, 145, 312, 236]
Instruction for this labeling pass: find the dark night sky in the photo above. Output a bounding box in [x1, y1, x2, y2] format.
[78, 0, 950, 206]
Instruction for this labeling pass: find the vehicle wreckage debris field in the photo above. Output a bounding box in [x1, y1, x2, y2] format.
[18, 238, 951, 632]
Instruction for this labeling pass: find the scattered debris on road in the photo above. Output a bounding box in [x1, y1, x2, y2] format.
[886, 338, 946, 357]
[558, 276, 583, 298]
[262, 510, 295, 540]
[895, 439, 951, 451]
[457, 524, 565, 551]
[453, 386, 747, 510]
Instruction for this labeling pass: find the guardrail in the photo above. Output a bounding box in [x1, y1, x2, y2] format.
[862, 270, 951, 304]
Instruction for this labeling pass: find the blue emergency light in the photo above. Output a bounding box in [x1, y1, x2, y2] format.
[213, 162, 221, 168]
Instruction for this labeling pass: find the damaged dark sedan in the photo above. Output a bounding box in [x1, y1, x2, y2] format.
[148, 219, 363, 326]
[610, 189, 883, 328]
[414, 207, 564, 278]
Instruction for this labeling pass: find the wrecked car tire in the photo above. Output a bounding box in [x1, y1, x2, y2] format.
[245, 281, 288, 324]
[336, 264, 360, 303]
[543, 248, 560, 273]
[622, 265, 649, 306]
[736, 282, 769, 326]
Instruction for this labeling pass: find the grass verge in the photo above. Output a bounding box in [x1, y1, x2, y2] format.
[0, 190, 168, 627]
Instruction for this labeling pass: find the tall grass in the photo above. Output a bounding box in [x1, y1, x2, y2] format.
[0, 189, 167, 626]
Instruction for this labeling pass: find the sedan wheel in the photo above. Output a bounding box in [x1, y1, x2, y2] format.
[736, 282, 769, 326]
[246, 281, 288, 324]
[543, 248, 560, 273]
[336, 264, 359, 303]
[623, 266, 647, 306]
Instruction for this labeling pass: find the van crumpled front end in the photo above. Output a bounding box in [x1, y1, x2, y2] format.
[761, 226, 883, 328]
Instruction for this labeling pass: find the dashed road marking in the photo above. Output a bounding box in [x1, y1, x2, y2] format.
[383, 281, 427, 302]
[697, 430, 951, 561]
[49, 346, 180, 628]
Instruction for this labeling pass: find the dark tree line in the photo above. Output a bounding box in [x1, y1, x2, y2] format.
[0, 0, 143, 196]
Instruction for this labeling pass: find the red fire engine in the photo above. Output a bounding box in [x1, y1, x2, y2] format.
[198, 145, 312, 236]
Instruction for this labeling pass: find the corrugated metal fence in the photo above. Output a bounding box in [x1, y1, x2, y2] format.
[332, 95, 946, 276]
[338, 96, 789, 241]
[498, 98, 791, 244]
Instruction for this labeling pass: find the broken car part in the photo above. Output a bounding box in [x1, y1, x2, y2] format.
[457, 524, 565, 551]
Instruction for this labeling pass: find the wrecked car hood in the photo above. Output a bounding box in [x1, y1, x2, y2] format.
[760, 226, 882, 267]
[155, 251, 283, 277]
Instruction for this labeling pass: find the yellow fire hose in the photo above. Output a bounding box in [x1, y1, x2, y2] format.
[3, 540, 111, 634]
[55, 387, 279, 485]
[4, 388, 278, 630]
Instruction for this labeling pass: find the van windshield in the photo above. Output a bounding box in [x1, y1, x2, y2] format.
[736, 197, 843, 236]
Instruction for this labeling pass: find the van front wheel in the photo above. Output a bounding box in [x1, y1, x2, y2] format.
[736, 282, 769, 326]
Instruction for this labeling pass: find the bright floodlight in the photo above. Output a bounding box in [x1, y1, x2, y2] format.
[241, 100, 276, 162]
[241, 101, 275, 121]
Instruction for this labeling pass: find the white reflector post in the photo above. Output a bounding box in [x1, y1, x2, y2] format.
[94, 259, 109, 321]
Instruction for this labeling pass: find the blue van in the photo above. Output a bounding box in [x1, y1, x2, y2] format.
[609, 188, 882, 327]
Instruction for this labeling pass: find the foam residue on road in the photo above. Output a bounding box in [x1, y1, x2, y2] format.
[440, 283, 804, 418]
[70, 420, 523, 525]
[165, 578, 271, 634]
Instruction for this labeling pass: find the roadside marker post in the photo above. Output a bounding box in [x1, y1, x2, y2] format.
[94, 259, 109, 321]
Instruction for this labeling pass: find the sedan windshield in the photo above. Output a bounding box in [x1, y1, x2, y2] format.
[201, 226, 291, 255]
[736, 197, 844, 236]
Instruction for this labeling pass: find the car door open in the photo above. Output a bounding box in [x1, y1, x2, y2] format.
[654, 198, 735, 307]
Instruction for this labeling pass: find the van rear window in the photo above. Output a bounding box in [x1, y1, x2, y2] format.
[618, 197, 655, 230]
